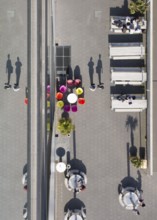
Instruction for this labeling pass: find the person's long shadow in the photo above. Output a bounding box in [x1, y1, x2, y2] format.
[96, 54, 103, 86]
[87, 57, 94, 86]
[117, 143, 142, 194]
[65, 130, 87, 174]
[15, 57, 22, 86]
[6, 54, 13, 85]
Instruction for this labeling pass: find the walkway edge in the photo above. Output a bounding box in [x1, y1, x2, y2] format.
[149, 0, 153, 175]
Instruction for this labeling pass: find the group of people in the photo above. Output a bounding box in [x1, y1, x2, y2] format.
[5, 54, 22, 91]
[113, 16, 145, 33]
[117, 94, 136, 105]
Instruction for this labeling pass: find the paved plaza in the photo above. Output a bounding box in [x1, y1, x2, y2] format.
[0, 1, 27, 219]
[0, 0, 157, 220]
[53, 0, 157, 220]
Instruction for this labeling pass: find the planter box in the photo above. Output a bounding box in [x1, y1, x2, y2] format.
[140, 159, 147, 169]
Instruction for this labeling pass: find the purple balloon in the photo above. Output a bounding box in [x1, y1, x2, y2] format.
[59, 85, 67, 93]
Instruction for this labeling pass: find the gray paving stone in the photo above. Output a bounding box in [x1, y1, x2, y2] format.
[54, 1, 157, 220]
[0, 1, 27, 219]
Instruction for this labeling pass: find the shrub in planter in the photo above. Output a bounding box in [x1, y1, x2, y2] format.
[129, 0, 148, 15]
[57, 118, 74, 136]
[130, 156, 142, 168]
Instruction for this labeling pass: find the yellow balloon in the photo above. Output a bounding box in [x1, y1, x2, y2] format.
[76, 87, 83, 95]
[57, 100, 64, 108]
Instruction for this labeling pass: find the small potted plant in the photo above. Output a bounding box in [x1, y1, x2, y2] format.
[129, 0, 148, 15]
[57, 117, 74, 136]
[130, 156, 142, 168]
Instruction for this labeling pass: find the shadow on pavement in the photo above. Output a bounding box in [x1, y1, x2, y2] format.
[110, 59, 145, 68]
[64, 198, 86, 213]
[108, 34, 143, 43]
[110, 0, 130, 16]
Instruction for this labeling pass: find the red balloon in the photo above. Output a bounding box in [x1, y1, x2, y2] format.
[78, 98, 85, 105]
[24, 98, 28, 105]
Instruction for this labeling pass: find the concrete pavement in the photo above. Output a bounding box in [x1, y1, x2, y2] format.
[50, 0, 157, 220]
[0, 0, 27, 219]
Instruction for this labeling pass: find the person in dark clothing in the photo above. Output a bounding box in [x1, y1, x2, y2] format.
[113, 20, 123, 28]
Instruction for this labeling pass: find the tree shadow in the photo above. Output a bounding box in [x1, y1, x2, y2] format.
[73, 130, 77, 159]
[126, 143, 131, 177]
[125, 115, 138, 147]
[66, 150, 71, 164]
[61, 112, 70, 119]
[118, 143, 143, 194]
[129, 145, 137, 157]
[110, 0, 130, 16]
[64, 198, 86, 213]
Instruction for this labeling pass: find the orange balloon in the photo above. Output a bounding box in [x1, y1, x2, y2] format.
[56, 92, 63, 100]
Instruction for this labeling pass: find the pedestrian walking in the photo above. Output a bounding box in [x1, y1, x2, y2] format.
[5, 54, 13, 89]
[14, 57, 22, 90]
